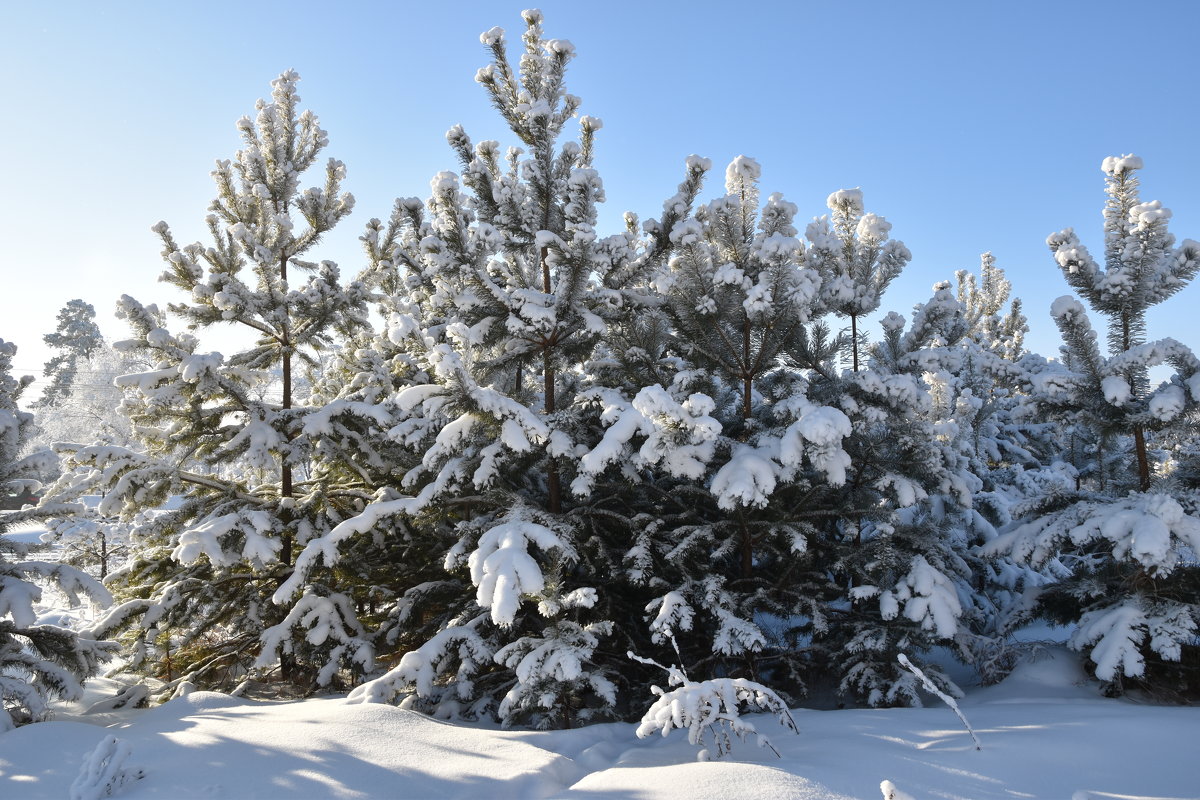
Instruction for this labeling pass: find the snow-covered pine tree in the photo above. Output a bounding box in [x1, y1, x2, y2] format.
[571, 159, 971, 706]
[892, 266, 1057, 682]
[947, 254, 1054, 492]
[815, 283, 978, 705]
[783, 200, 974, 705]
[0, 338, 114, 729]
[578, 155, 837, 696]
[1050, 155, 1200, 490]
[986, 155, 1200, 696]
[30, 339, 150, 585]
[957, 253, 1027, 364]
[48, 70, 377, 696]
[286, 10, 701, 727]
[34, 300, 105, 410]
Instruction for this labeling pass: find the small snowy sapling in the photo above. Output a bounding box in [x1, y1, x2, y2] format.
[630, 632, 797, 761]
[897, 653, 981, 750]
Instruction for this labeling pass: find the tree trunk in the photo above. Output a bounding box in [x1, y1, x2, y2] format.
[1133, 425, 1151, 491]
[1120, 312, 1151, 492]
[541, 245, 562, 515]
[279, 251, 294, 565]
[850, 313, 859, 373]
[742, 318, 753, 420]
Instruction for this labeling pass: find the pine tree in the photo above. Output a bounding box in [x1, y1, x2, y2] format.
[571, 160, 971, 705]
[285, 11, 689, 726]
[0, 338, 114, 730]
[47, 70, 376, 696]
[956, 253, 1027, 363]
[820, 284, 978, 704]
[585, 155, 840, 696]
[1048, 155, 1200, 490]
[899, 264, 1057, 681]
[34, 300, 105, 410]
[986, 155, 1200, 695]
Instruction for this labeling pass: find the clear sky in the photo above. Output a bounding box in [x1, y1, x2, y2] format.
[3, 0, 1199, 397]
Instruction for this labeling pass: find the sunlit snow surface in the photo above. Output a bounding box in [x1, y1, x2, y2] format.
[0, 649, 1196, 799]
[2, 520, 1196, 800]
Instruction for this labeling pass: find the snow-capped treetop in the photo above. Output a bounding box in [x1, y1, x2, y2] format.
[956, 252, 1027, 361]
[1047, 155, 1200, 359]
[1101, 154, 1143, 176]
[826, 187, 864, 215]
[474, 11, 581, 149]
[726, 156, 762, 196]
[807, 186, 911, 369]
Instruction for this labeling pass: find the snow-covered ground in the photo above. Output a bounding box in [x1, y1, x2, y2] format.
[2, 524, 1197, 800]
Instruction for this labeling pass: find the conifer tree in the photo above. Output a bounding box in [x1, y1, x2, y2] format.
[30, 343, 140, 451]
[897, 267, 1055, 681]
[957, 253, 1027, 363]
[571, 162, 970, 705]
[287, 10, 701, 726]
[0, 338, 114, 730]
[35, 300, 105, 410]
[986, 156, 1200, 694]
[46, 70, 376, 695]
[1048, 155, 1199, 489]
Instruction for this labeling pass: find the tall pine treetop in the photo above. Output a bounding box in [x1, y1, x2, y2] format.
[155, 69, 355, 343]
[1048, 154, 1200, 357]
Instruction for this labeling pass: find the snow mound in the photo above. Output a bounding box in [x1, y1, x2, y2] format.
[565, 761, 854, 799]
[1, 696, 574, 799]
[964, 645, 1096, 705]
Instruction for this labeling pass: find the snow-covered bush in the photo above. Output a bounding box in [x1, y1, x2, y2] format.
[69, 735, 143, 800]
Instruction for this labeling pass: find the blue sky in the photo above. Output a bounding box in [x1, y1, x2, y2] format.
[3, 0, 1199, 394]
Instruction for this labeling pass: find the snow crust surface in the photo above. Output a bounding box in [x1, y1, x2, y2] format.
[2, 648, 1197, 799]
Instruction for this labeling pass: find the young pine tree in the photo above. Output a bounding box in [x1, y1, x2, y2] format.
[575, 164, 970, 706]
[50, 71, 376, 696]
[807, 188, 911, 372]
[288, 11, 695, 727]
[0, 338, 114, 730]
[986, 156, 1200, 696]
